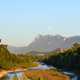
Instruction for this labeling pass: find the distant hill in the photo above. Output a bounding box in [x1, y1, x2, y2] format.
[8, 35, 80, 53]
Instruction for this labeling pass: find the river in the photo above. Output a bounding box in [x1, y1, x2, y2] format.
[1, 63, 79, 80]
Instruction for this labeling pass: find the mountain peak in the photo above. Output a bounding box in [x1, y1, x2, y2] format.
[8, 35, 80, 53]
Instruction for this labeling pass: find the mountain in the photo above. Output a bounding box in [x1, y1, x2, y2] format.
[8, 35, 80, 53]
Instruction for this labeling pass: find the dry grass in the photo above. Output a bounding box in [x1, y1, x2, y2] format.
[25, 70, 70, 80]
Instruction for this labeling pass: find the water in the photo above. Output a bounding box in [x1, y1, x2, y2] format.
[1, 63, 79, 80]
[7, 72, 23, 80]
[6, 71, 78, 80]
[72, 76, 78, 80]
[3, 72, 30, 80]
[28, 64, 50, 70]
[1, 64, 50, 80]
[63, 71, 78, 80]
[35, 63, 79, 80]
[34, 63, 79, 80]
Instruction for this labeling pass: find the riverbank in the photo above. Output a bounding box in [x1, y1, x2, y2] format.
[0, 70, 7, 78]
[0, 62, 70, 80]
[0, 69, 70, 80]
[25, 70, 70, 80]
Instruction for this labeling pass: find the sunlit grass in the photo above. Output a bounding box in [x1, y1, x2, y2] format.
[25, 70, 70, 80]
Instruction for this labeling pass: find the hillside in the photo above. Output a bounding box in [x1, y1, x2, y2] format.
[8, 35, 80, 53]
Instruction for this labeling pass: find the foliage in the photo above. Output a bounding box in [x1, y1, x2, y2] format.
[43, 43, 80, 74]
[0, 44, 39, 69]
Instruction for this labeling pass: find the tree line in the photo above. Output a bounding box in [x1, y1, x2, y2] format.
[42, 43, 80, 74]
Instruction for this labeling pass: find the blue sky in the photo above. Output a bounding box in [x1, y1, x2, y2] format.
[0, 0, 80, 46]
